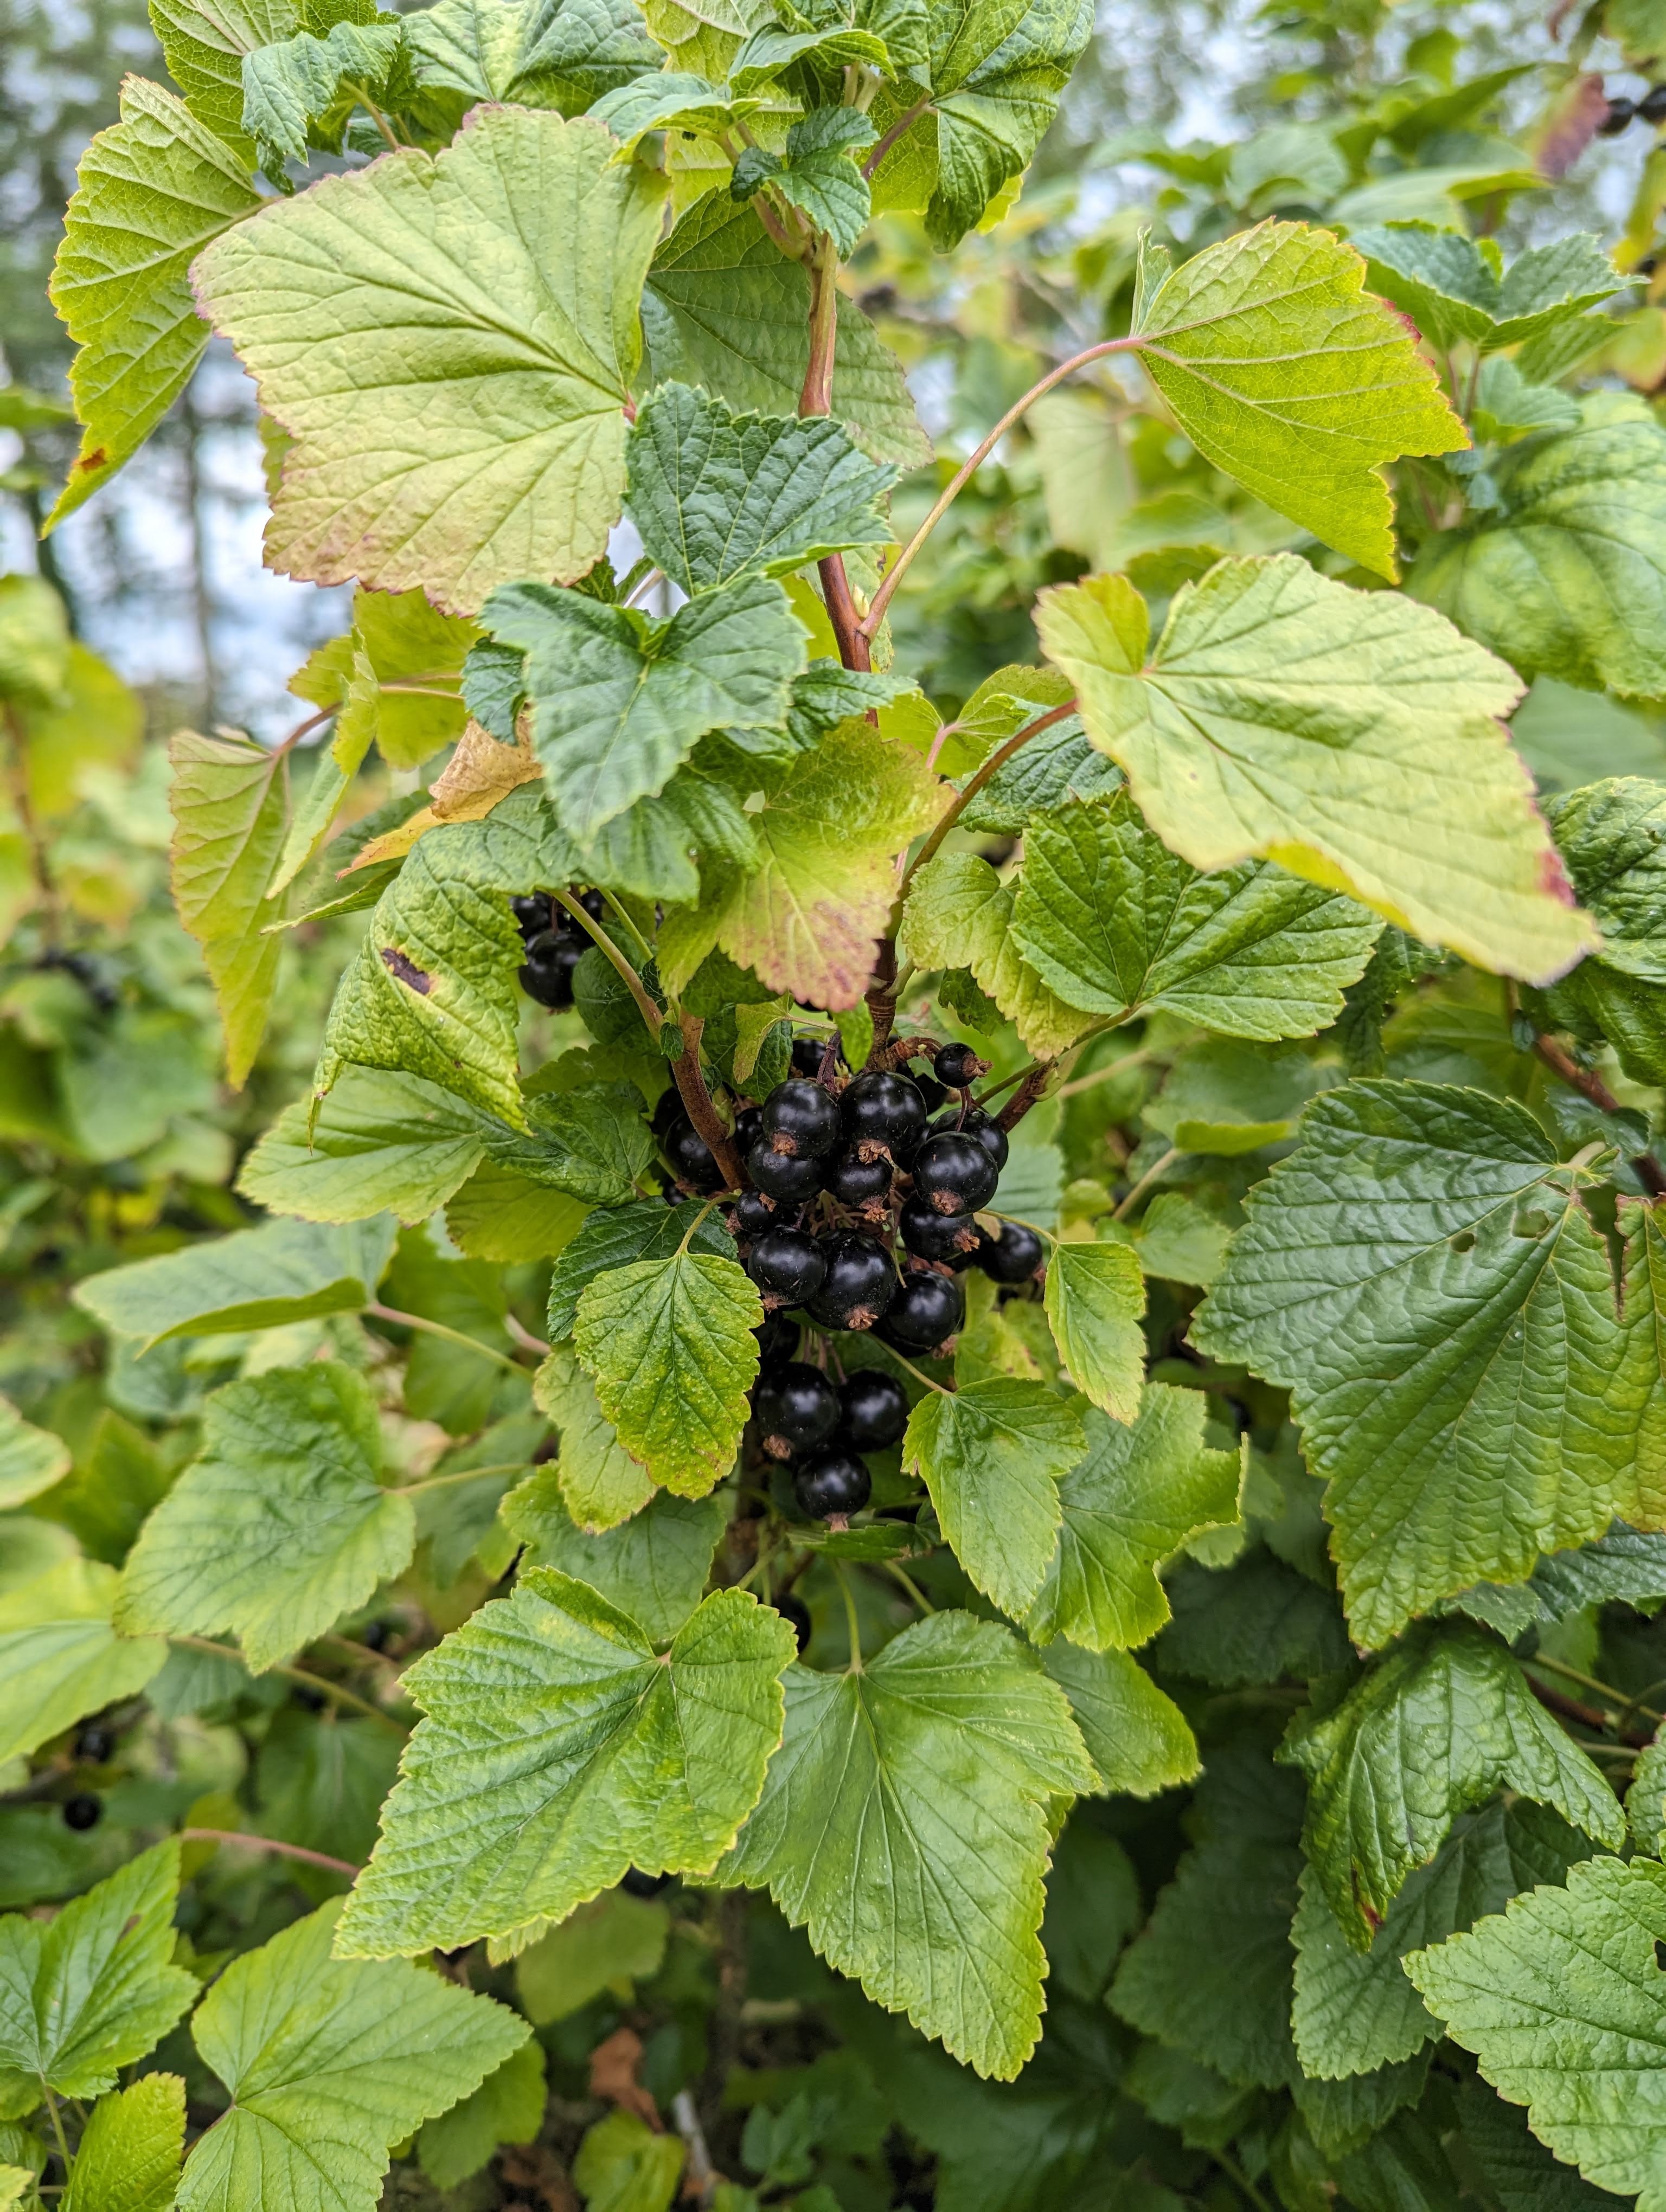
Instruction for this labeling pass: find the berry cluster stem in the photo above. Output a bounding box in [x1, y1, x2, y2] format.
[671, 1014, 743, 1189]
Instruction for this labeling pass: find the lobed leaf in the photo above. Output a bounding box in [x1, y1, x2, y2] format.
[167, 729, 287, 1086]
[1042, 1240, 1146, 1421]
[904, 1377, 1086, 1618]
[0, 1559, 167, 1766]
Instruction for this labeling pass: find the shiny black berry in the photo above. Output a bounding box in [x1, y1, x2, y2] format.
[620, 1867, 671, 1896]
[74, 1724, 114, 1764]
[665, 1115, 725, 1192]
[761, 1077, 842, 1159]
[574, 888, 607, 921]
[519, 930, 582, 1008]
[746, 1228, 828, 1309]
[733, 1104, 764, 1156]
[1643, 82, 1666, 123]
[747, 1140, 824, 1203]
[360, 1619, 392, 1652]
[930, 1105, 1009, 1171]
[511, 891, 553, 937]
[899, 1195, 983, 1267]
[774, 1591, 813, 1652]
[62, 1793, 101, 1832]
[1601, 93, 1638, 132]
[839, 1369, 909, 1451]
[755, 1361, 842, 1458]
[913, 1073, 950, 1114]
[794, 1450, 872, 1519]
[879, 1270, 965, 1352]
[732, 1189, 776, 1239]
[807, 1232, 898, 1330]
[978, 1220, 1046, 1284]
[912, 1131, 999, 1216]
[841, 1070, 928, 1163]
[824, 1149, 893, 1210]
[933, 1041, 987, 1088]
[792, 1034, 832, 1078]
[755, 1309, 800, 1366]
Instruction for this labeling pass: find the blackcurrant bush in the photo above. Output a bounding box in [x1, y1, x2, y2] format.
[747, 1140, 824, 1203]
[62, 1793, 101, 1831]
[930, 1105, 1009, 1171]
[74, 1724, 113, 1763]
[911, 1131, 999, 1216]
[933, 1041, 988, 1088]
[824, 1149, 893, 1210]
[754, 1309, 799, 1366]
[761, 1077, 841, 1159]
[1643, 82, 1666, 123]
[746, 1228, 828, 1310]
[839, 1369, 909, 1451]
[732, 1189, 776, 1239]
[755, 1361, 842, 1457]
[794, 1449, 872, 1520]
[664, 1115, 725, 1191]
[511, 891, 552, 937]
[899, 1195, 983, 1267]
[807, 1232, 898, 1330]
[879, 1270, 965, 1352]
[977, 1220, 1046, 1284]
[519, 930, 582, 1008]
[773, 1591, 813, 1652]
[1601, 93, 1638, 132]
[620, 1867, 671, 1896]
[841, 1070, 927, 1163]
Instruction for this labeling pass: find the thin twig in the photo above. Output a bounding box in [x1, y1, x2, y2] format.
[885, 1559, 935, 1613]
[169, 1634, 406, 1729]
[899, 701, 1078, 897]
[1530, 1027, 1666, 1196]
[550, 887, 667, 1041]
[393, 1459, 530, 1498]
[671, 1014, 742, 1188]
[366, 1301, 530, 1380]
[181, 1827, 362, 1877]
[504, 1310, 552, 1359]
[1112, 1145, 1178, 1221]
[862, 94, 932, 177]
[671, 2089, 721, 2208]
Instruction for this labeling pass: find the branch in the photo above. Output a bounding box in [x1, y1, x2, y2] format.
[899, 699, 1077, 896]
[672, 1013, 743, 1188]
[819, 552, 871, 671]
[181, 1827, 362, 1877]
[1530, 1028, 1666, 1197]
[862, 95, 932, 178]
[169, 1634, 406, 1729]
[366, 1301, 530, 1381]
[997, 1060, 1056, 1134]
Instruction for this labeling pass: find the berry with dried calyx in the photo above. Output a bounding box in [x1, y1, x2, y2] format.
[977, 1220, 1046, 1284]
[733, 1104, 764, 1156]
[761, 1077, 842, 1159]
[838, 1368, 909, 1451]
[792, 1034, 835, 1078]
[755, 1360, 842, 1458]
[899, 1195, 983, 1268]
[794, 1449, 872, 1520]
[746, 1227, 828, 1310]
[519, 929, 582, 1008]
[913, 1073, 950, 1114]
[806, 1232, 898, 1330]
[747, 1140, 824, 1204]
[933, 1041, 988, 1088]
[841, 1070, 927, 1163]
[824, 1149, 893, 1211]
[911, 1130, 999, 1216]
[930, 1104, 1009, 1170]
[878, 1270, 965, 1352]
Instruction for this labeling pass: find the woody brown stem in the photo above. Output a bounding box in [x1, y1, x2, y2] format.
[672, 1014, 742, 1188]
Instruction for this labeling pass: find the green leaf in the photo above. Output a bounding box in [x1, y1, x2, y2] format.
[642, 196, 931, 471]
[178, 1900, 529, 2212]
[1523, 777, 1666, 1085]
[405, 0, 659, 110]
[922, 0, 1093, 247]
[733, 107, 876, 256]
[900, 852, 1091, 1056]
[524, 1341, 653, 1531]
[416, 2039, 546, 2190]
[1405, 1856, 1666, 2211]
[1040, 1641, 1201, 1797]
[73, 1214, 394, 1347]
[1292, 1799, 1593, 2081]
[150, 0, 297, 149]
[1036, 558, 1595, 986]
[729, 17, 892, 90]
[589, 68, 767, 149]
[291, 586, 478, 777]
[1156, 1549, 1352, 1687]
[1110, 1742, 1304, 2090]
[573, 2110, 685, 2212]
[238, 1066, 491, 1225]
[0, 1397, 69, 1510]
[482, 1081, 654, 1207]
[720, 1611, 1094, 2078]
[61, 2075, 185, 2212]
[191, 110, 668, 614]
[167, 728, 287, 1086]
[903, 1378, 1086, 1619]
[0, 1842, 196, 2119]
[335, 1573, 793, 1954]
[481, 574, 805, 839]
[382, 1230, 513, 1436]
[46, 78, 262, 528]
[255, 1705, 405, 1894]
[1458, 2078, 1626, 2212]
[1353, 224, 1623, 355]
[1411, 396, 1666, 703]
[512, 1887, 669, 2010]
[240, 20, 402, 173]
[116, 1362, 413, 1673]
[1631, 1733, 1666, 1857]
[448, 1160, 591, 1262]
[625, 383, 894, 596]
[1024, 1386, 1241, 1650]
[574, 1252, 761, 1495]
[0, 1559, 166, 1765]
[546, 1198, 733, 1339]
[1282, 1622, 1623, 1943]
[1042, 1241, 1146, 1422]
[1194, 1080, 1666, 1647]
[1012, 792, 1382, 1039]
[505, 1470, 723, 1636]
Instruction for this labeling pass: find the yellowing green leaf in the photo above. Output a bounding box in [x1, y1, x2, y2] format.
[61, 2075, 185, 2212]
[168, 728, 287, 1087]
[150, 0, 297, 150]
[1043, 1240, 1145, 1420]
[1037, 557, 1597, 986]
[191, 110, 668, 614]
[526, 1341, 655, 1531]
[0, 1559, 167, 1767]
[73, 1214, 395, 1346]
[904, 1378, 1086, 1617]
[900, 851, 1090, 1056]
[0, 1396, 70, 1510]
[1040, 1641, 1201, 1797]
[238, 1066, 492, 1225]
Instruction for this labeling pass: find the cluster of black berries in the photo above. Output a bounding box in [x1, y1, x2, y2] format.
[512, 888, 605, 1008]
[658, 1038, 1047, 1522]
[1601, 82, 1666, 132]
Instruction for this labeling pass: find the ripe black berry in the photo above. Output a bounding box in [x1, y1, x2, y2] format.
[794, 1450, 872, 1520]
[806, 1232, 898, 1330]
[519, 930, 582, 1008]
[62, 1793, 101, 1832]
[841, 1071, 927, 1163]
[824, 1149, 893, 1210]
[977, 1220, 1046, 1284]
[755, 1361, 842, 1458]
[360, 1619, 392, 1652]
[746, 1228, 828, 1310]
[74, 1724, 114, 1764]
[930, 1105, 1009, 1171]
[773, 1591, 813, 1652]
[914, 1073, 950, 1114]
[839, 1369, 908, 1450]
[879, 1271, 965, 1352]
[791, 1034, 829, 1078]
[1601, 93, 1637, 132]
[620, 1867, 671, 1896]
[747, 1140, 824, 1203]
[933, 1041, 987, 1088]
[732, 1189, 776, 1239]
[912, 1131, 999, 1216]
[733, 1104, 763, 1155]
[664, 1115, 725, 1192]
[1643, 82, 1666, 123]
[755, 1309, 799, 1366]
[899, 1195, 982, 1267]
[761, 1077, 841, 1159]
[574, 888, 607, 921]
[511, 891, 553, 937]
